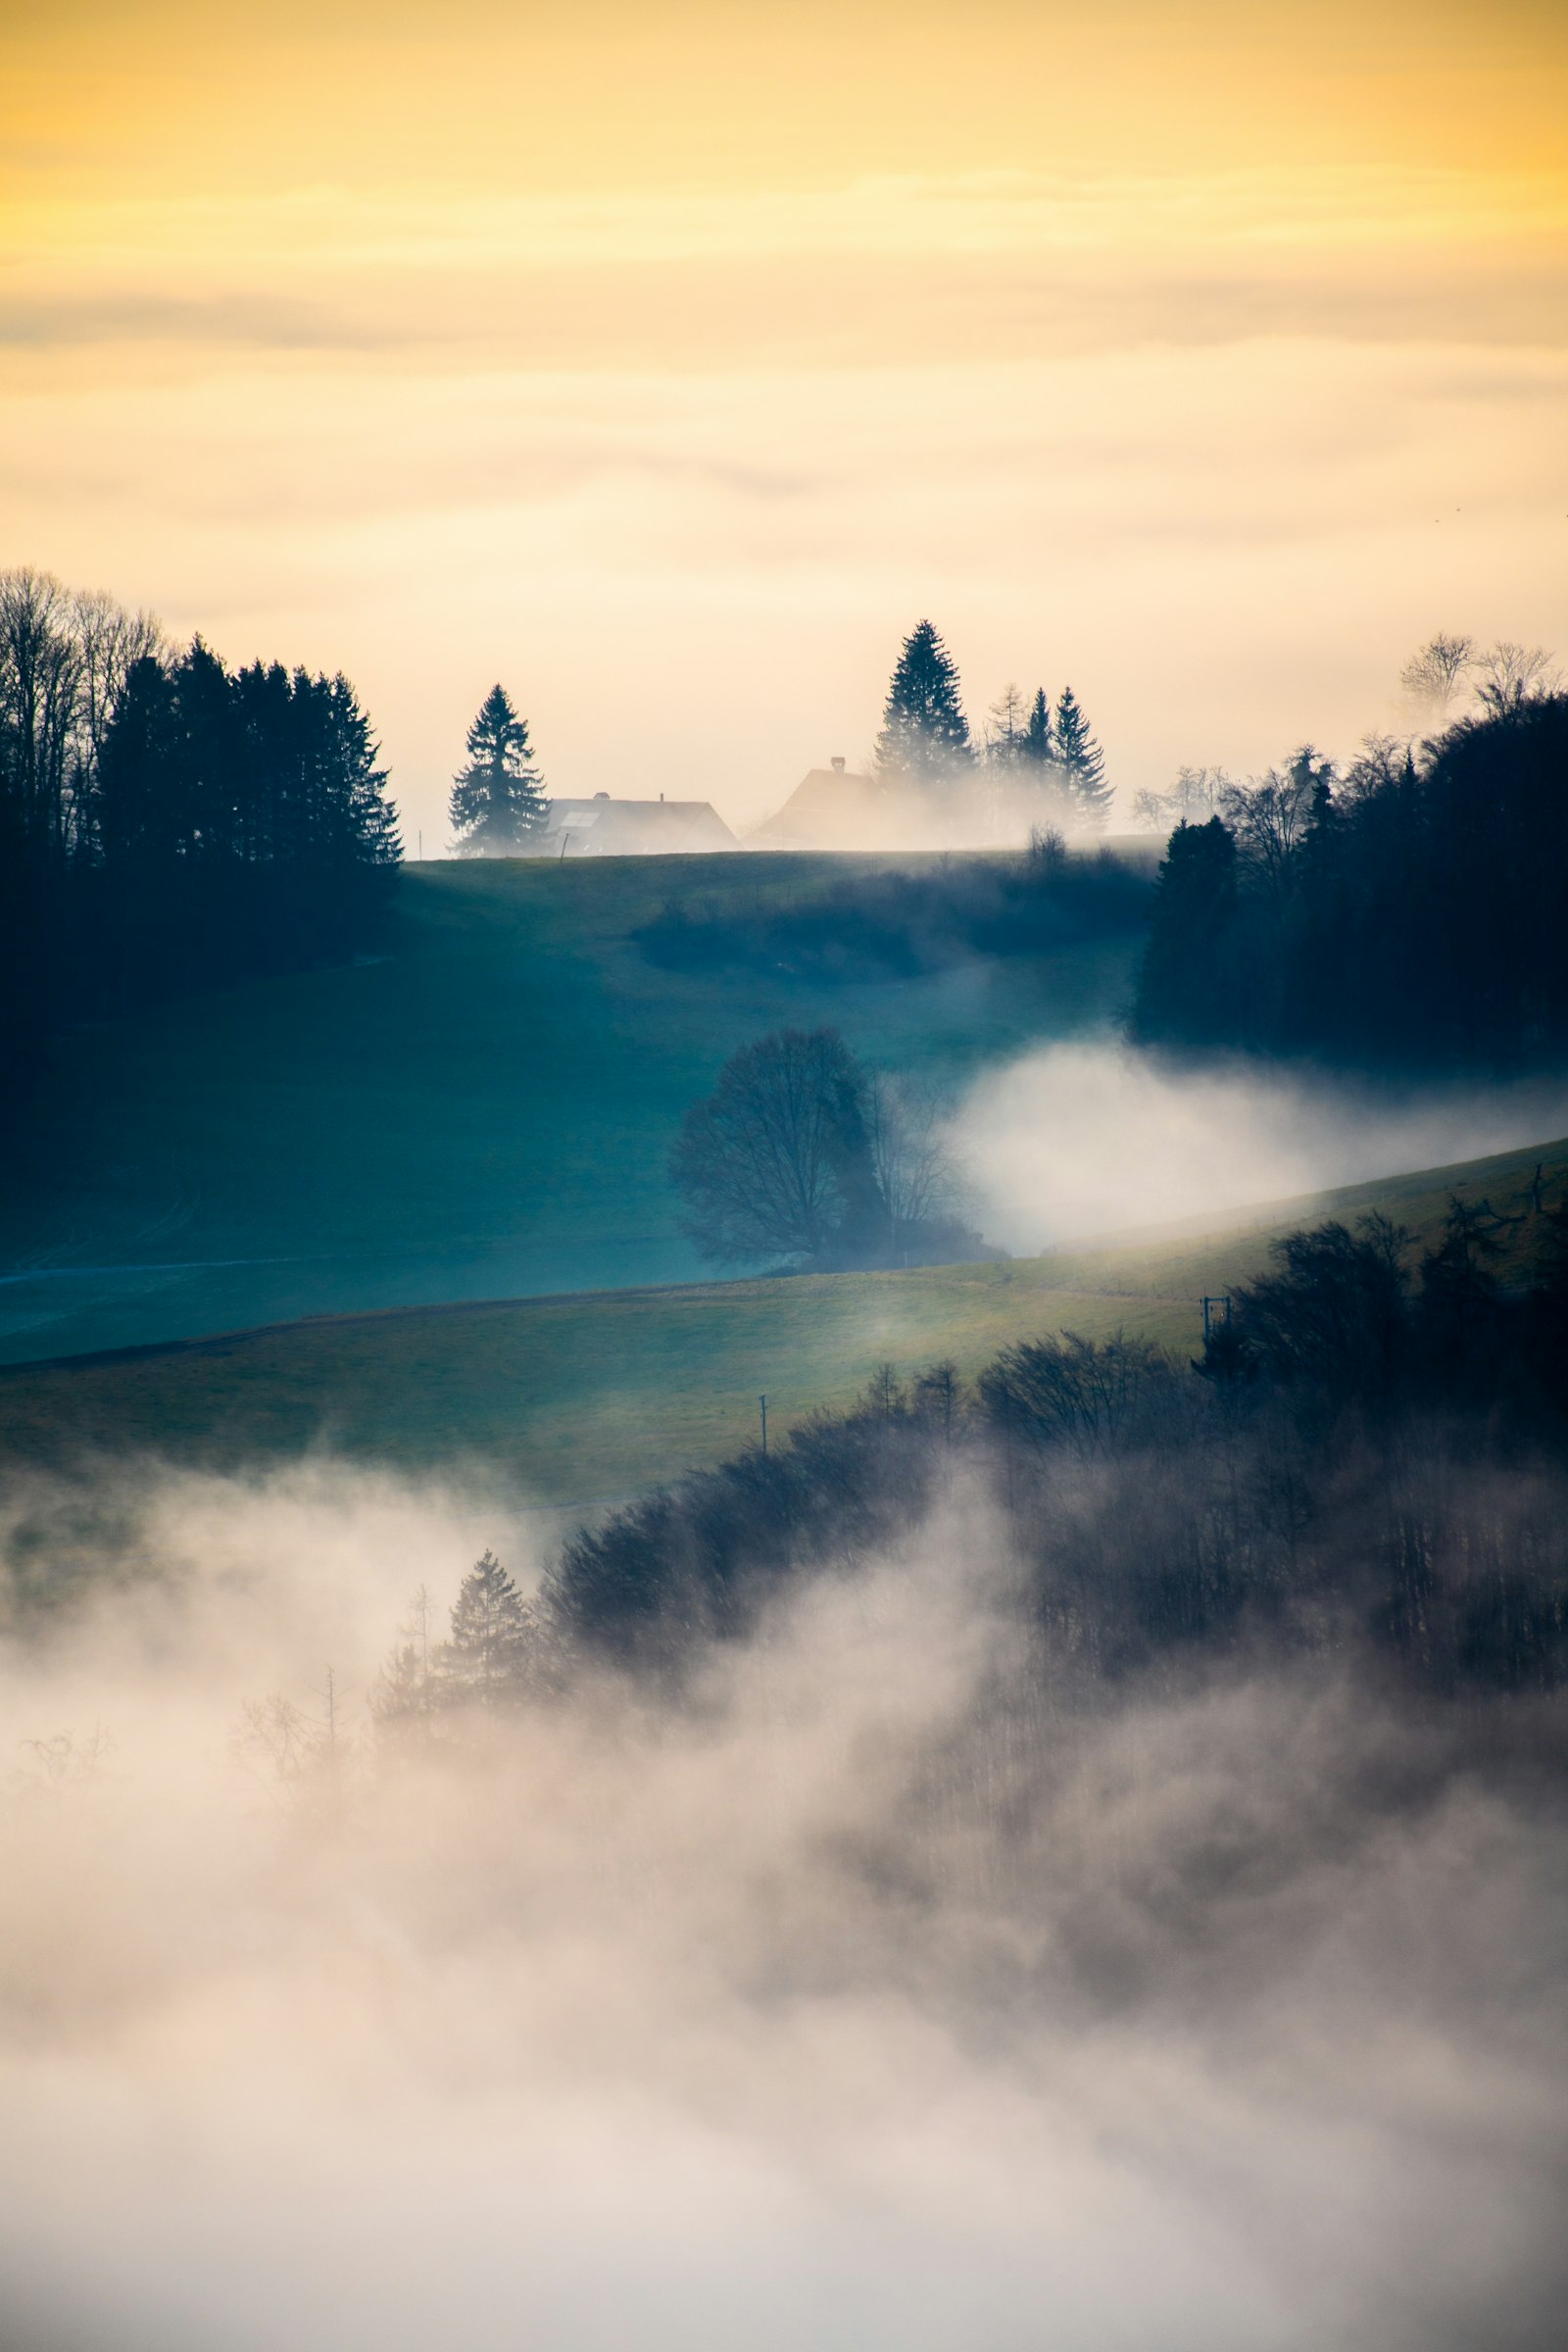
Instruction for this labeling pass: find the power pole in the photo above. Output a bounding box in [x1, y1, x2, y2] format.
[760, 1394, 767, 1456]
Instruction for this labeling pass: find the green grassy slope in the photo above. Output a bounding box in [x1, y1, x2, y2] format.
[1, 854, 1139, 1365]
[5, 1134, 1560, 1504]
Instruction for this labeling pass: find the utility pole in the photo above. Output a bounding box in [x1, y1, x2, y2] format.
[760, 1395, 767, 1456]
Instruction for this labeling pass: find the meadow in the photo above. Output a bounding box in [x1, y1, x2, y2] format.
[1, 852, 1141, 1365]
[3, 1135, 1559, 1507]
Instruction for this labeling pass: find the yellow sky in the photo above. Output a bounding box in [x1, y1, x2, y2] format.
[3, 0, 1565, 834]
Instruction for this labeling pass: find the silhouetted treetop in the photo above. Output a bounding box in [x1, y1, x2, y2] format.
[1132, 694, 1568, 1069]
[874, 619, 973, 783]
[449, 684, 549, 855]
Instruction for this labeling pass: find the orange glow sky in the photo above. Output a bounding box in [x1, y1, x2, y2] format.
[3, 0, 1565, 836]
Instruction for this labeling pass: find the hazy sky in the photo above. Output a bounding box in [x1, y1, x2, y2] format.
[4, 0, 1566, 839]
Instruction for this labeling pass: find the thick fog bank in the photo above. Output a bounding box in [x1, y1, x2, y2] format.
[1, 1469, 1565, 2351]
[956, 1041, 1568, 1249]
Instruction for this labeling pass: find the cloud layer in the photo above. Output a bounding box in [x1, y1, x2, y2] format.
[1, 1466, 1565, 2349]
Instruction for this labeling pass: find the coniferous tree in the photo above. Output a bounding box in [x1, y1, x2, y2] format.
[449, 685, 548, 855]
[873, 620, 972, 784]
[1054, 687, 1111, 828]
[1020, 688, 1054, 767]
[444, 1550, 537, 1703]
[1130, 817, 1240, 1042]
[96, 655, 181, 871]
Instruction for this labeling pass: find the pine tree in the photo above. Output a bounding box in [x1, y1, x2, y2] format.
[443, 1549, 537, 1704]
[873, 620, 972, 784]
[449, 685, 548, 855]
[96, 655, 180, 870]
[1054, 686, 1111, 828]
[1020, 688, 1054, 766]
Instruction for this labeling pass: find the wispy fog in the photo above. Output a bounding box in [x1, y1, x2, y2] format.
[2, 1468, 1564, 2351]
[956, 1041, 1568, 1250]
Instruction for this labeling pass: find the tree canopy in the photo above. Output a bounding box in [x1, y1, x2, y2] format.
[1, 567, 399, 1078]
[1131, 695, 1568, 1067]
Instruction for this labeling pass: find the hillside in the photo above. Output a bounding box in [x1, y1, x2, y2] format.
[0, 853, 1141, 1366]
[3, 1134, 1560, 1507]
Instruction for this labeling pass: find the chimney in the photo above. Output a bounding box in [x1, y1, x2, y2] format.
[831, 756, 846, 772]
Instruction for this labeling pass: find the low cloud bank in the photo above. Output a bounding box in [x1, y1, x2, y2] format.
[956, 1040, 1568, 1250]
[0, 1467, 1564, 2350]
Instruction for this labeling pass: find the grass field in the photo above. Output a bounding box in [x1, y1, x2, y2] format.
[4, 1134, 1560, 1506]
[1, 853, 1141, 1365]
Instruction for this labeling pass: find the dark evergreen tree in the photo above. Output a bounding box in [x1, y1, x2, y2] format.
[1019, 688, 1054, 767]
[873, 620, 972, 784]
[1130, 696, 1568, 1068]
[449, 685, 548, 855]
[1054, 687, 1111, 828]
[1130, 817, 1240, 1043]
[96, 655, 180, 871]
[3, 568, 401, 1072]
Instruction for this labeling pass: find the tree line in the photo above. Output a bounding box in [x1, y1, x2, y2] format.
[1131, 683, 1568, 1069]
[371, 1183, 1568, 1724]
[635, 824, 1150, 984]
[873, 617, 1112, 829]
[1, 566, 401, 1077]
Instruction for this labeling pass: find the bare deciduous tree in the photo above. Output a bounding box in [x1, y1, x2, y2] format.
[1474, 640, 1560, 717]
[860, 1069, 956, 1248]
[983, 682, 1027, 767]
[0, 566, 164, 862]
[671, 1026, 868, 1264]
[1131, 765, 1234, 831]
[1218, 749, 1329, 903]
[1398, 632, 1474, 722]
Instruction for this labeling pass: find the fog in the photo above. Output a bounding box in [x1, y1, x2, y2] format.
[956, 1040, 1568, 1250]
[2, 1465, 1565, 2351]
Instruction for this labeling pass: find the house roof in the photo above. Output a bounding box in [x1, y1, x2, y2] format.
[748, 766, 891, 849]
[537, 797, 740, 856]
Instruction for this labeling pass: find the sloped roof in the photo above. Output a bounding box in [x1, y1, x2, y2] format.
[538, 797, 739, 856]
[748, 766, 894, 850]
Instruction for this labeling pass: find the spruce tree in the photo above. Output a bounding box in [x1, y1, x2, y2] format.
[1020, 688, 1054, 766]
[444, 1549, 536, 1703]
[873, 620, 972, 784]
[449, 685, 548, 855]
[1054, 686, 1112, 828]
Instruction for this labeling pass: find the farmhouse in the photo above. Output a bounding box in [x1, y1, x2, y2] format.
[748, 757, 890, 849]
[538, 795, 739, 857]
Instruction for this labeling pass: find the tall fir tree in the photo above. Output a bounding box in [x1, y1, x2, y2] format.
[1054, 686, 1111, 828]
[443, 1549, 537, 1703]
[1020, 687, 1054, 766]
[873, 620, 972, 784]
[449, 685, 549, 855]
